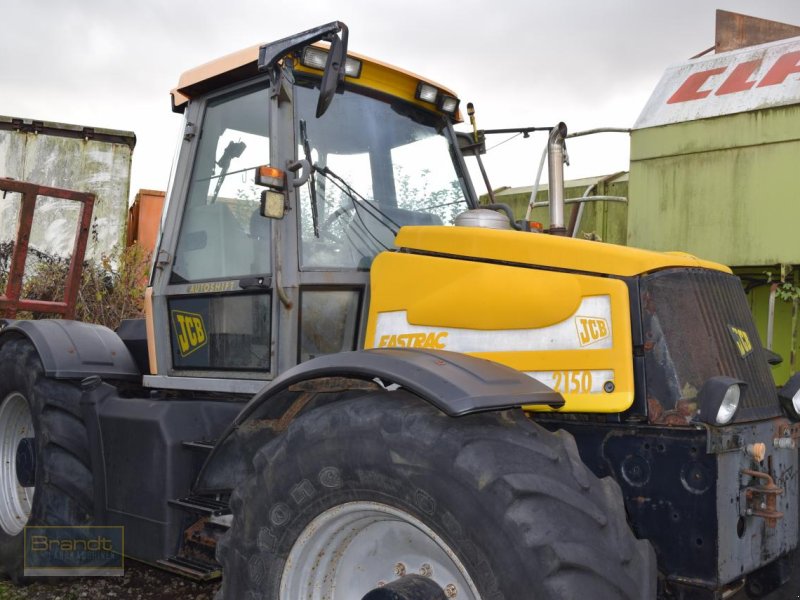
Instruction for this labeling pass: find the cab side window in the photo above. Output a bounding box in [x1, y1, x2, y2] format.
[172, 84, 271, 283]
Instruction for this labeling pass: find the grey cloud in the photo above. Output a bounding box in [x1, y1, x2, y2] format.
[1, 0, 798, 194]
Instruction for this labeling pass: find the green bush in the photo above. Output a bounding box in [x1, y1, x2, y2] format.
[1, 243, 151, 331]
[0, 241, 10, 292]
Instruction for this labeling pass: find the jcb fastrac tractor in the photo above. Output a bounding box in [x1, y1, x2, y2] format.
[1, 22, 798, 600]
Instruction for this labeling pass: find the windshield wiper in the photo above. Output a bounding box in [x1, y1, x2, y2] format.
[296, 123, 401, 253]
[298, 120, 320, 238]
[210, 140, 247, 204]
[313, 164, 403, 255]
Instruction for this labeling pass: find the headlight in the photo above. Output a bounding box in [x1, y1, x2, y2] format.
[415, 83, 438, 104]
[696, 376, 746, 426]
[437, 95, 460, 115]
[301, 46, 362, 78]
[715, 384, 740, 425]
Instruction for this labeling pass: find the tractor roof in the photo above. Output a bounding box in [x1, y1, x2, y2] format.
[171, 43, 462, 122]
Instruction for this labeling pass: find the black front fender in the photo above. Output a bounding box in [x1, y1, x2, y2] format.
[194, 348, 562, 493]
[243, 347, 563, 419]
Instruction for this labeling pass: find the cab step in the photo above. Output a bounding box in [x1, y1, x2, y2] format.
[181, 439, 216, 452]
[155, 555, 221, 581]
[168, 494, 230, 516]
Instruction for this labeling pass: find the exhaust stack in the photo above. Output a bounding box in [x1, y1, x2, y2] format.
[547, 122, 568, 236]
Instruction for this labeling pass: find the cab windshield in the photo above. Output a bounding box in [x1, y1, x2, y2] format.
[294, 81, 472, 269]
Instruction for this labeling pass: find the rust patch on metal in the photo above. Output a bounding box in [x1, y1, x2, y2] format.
[241, 377, 381, 434]
[774, 420, 800, 444]
[287, 377, 379, 393]
[648, 396, 695, 426]
[272, 391, 314, 432]
[647, 397, 664, 422]
[716, 9, 800, 53]
[741, 469, 784, 528]
[184, 517, 218, 550]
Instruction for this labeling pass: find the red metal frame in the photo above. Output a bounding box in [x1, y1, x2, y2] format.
[0, 178, 95, 320]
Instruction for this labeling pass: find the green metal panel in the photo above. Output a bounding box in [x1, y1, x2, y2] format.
[628, 105, 800, 265]
[736, 267, 800, 385]
[629, 104, 800, 384]
[481, 175, 628, 244]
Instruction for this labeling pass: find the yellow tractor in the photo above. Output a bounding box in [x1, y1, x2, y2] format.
[0, 22, 797, 599]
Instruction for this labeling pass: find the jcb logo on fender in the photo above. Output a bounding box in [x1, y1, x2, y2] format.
[728, 325, 753, 359]
[575, 316, 609, 347]
[171, 310, 207, 357]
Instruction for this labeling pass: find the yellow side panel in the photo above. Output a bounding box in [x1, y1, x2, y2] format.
[405, 260, 582, 330]
[365, 252, 635, 413]
[395, 226, 731, 277]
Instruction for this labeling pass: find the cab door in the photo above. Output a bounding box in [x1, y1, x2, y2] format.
[151, 80, 276, 389]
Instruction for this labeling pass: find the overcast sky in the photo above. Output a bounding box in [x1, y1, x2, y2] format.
[1, 0, 799, 202]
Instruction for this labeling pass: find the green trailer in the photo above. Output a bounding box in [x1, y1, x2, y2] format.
[629, 34, 800, 385]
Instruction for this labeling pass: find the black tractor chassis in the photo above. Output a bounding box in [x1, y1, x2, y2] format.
[539, 418, 799, 598]
[80, 380, 243, 562]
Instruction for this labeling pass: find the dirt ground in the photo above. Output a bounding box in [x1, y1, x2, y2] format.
[0, 562, 220, 600]
[728, 574, 800, 600]
[753, 574, 800, 600]
[2, 561, 800, 599]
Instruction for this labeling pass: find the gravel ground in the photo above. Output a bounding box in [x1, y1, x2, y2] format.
[0, 562, 220, 600]
[2, 559, 800, 599]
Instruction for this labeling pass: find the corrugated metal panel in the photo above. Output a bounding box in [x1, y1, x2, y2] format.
[641, 268, 780, 423]
[482, 174, 629, 245]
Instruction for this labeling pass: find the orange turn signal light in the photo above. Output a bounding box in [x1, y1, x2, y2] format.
[255, 165, 285, 189]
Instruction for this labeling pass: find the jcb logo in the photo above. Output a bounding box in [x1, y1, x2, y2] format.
[576, 316, 609, 347]
[171, 310, 207, 357]
[728, 325, 753, 359]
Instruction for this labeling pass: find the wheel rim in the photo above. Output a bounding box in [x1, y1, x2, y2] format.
[280, 500, 481, 600]
[0, 392, 35, 535]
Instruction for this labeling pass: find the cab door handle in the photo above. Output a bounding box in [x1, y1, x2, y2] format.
[239, 276, 271, 290]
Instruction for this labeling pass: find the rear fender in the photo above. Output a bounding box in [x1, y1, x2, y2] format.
[0, 319, 139, 381]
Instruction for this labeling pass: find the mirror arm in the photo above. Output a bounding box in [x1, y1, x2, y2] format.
[258, 21, 347, 75]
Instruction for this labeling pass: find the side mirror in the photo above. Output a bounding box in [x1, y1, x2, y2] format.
[316, 24, 349, 118]
[456, 131, 486, 157]
[765, 349, 783, 365]
[257, 21, 349, 118]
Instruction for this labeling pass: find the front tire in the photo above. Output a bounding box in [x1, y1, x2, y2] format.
[217, 391, 655, 599]
[0, 338, 94, 583]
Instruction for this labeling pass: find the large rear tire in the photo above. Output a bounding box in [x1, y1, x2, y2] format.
[0, 337, 94, 583]
[217, 391, 656, 599]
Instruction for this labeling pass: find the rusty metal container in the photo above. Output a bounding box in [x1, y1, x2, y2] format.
[0, 116, 135, 261]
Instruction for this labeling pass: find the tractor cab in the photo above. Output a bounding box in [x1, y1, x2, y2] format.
[147, 24, 476, 392]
